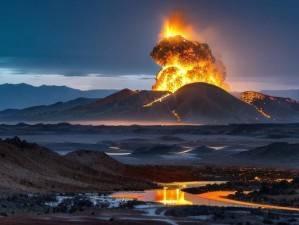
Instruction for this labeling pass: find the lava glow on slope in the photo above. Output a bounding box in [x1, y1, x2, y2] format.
[241, 91, 271, 118]
[151, 11, 229, 93]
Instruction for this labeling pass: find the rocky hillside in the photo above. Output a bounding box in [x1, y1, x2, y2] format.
[241, 91, 299, 122]
[0, 137, 156, 194]
[234, 142, 299, 162]
[169, 83, 266, 124]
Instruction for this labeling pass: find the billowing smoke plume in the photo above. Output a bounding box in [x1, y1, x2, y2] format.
[151, 11, 229, 93]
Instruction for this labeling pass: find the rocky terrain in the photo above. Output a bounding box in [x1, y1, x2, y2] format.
[234, 142, 299, 163]
[0, 137, 156, 195]
[0, 134, 299, 224]
[241, 91, 299, 122]
[1, 123, 299, 168]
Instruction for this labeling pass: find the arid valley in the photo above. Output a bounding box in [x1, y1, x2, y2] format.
[0, 123, 299, 224]
[1, 0, 299, 224]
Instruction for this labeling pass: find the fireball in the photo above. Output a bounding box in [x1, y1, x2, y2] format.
[151, 11, 229, 93]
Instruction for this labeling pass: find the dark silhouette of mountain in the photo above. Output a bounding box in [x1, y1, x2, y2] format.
[261, 89, 299, 101]
[169, 83, 266, 124]
[241, 91, 299, 122]
[0, 98, 99, 121]
[60, 89, 173, 121]
[0, 137, 155, 194]
[0, 82, 270, 124]
[234, 142, 299, 162]
[87, 88, 136, 108]
[0, 83, 117, 110]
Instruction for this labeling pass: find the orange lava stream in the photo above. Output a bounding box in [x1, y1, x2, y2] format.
[241, 91, 271, 118]
[143, 93, 171, 107]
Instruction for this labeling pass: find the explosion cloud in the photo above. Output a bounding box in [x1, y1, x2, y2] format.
[151, 11, 229, 93]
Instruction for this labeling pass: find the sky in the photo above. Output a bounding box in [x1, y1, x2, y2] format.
[0, 0, 299, 91]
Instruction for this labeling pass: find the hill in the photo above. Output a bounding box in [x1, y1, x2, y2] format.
[169, 83, 266, 124]
[0, 97, 99, 121]
[241, 91, 299, 122]
[0, 137, 155, 194]
[233, 142, 299, 165]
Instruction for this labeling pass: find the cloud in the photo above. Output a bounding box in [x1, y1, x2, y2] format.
[0, 73, 154, 91]
[0, 68, 24, 75]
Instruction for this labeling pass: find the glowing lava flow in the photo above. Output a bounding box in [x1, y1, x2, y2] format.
[241, 91, 271, 118]
[171, 109, 181, 122]
[151, 11, 229, 93]
[142, 93, 181, 122]
[143, 93, 171, 107]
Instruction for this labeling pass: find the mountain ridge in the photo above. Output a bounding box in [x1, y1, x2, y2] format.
[0, 137, 156, 194]
[241, 91, 299, 122]
[0, 82, 270, 124]
[0, 83, 117, 110]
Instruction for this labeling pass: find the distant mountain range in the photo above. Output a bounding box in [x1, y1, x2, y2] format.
[235, 142, 299, 161]
[1, 82, 299, 124]
[0, 83, 117, 110]
[0, 82, 267, 124]
[0, 97, 99, 121]
[229, 142, 299, 167]
[261, 89, 299, 101]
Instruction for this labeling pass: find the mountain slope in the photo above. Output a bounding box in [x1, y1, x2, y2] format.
[0, 137, 155, 194]
[80, 83, 268, 124]
[59, 89, 174, 121]
[241, 91, 299, 122]
[0, 83, 117, 110]
[0, 98, 100, 121]
[170, 83, 266, 124]
[232, 142, 299, 164]
[0, 83, 272, 124]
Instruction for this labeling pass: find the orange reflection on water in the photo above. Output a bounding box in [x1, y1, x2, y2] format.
[157, 188, 192, 205]
[111, 188, 192, 205]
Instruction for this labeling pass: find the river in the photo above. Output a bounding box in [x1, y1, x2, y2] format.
[110, 181, 299, 211]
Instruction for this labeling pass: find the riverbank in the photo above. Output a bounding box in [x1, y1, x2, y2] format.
[199, 191, 299, 212]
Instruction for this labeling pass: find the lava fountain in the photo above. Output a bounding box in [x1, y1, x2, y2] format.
[151, 11, 230, 93]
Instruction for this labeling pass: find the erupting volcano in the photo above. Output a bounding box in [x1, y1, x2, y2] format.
[151, 11, 229, 93]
